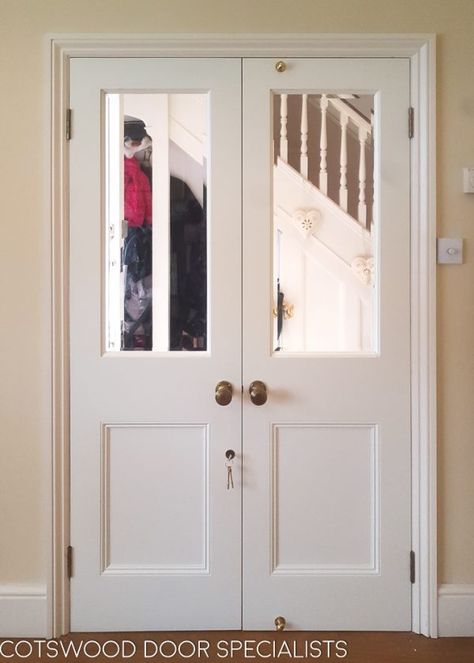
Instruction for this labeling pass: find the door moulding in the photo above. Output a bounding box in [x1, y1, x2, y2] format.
[48, 33, 436, 637]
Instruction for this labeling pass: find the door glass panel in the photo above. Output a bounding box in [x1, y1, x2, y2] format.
[272, 93, 376, 353]
[105, 93, 208, 352]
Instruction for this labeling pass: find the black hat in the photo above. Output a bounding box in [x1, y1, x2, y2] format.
[124, 115, 150, 141]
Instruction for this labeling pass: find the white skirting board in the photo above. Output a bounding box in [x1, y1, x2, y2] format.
[1, 582, 472, 637]
[438, 584, 474, 636]
[0, 586, 48, 637]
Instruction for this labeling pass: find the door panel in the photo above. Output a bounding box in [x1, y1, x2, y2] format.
[103, 424, 209, 573]
[272, 425, 376, 572]
[242, 58, 411, 629]
[69, 58, 242, 630]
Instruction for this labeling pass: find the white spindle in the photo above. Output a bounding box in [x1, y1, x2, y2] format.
[339, 112, 348, 212]
[300, 94, 308, 178]
[319, 94, 328, 195]
[371, 111, 375, 221]
[280, 94, 288, 162]
[358, 127, 367, 227]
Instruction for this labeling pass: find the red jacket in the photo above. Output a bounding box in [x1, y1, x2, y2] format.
[124, 156, 152, 226]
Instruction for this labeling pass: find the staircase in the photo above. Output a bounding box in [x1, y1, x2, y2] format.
[273, 94, 375, 353]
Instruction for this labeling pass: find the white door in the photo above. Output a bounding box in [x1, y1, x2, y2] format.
[242, 58, 411, 630]
[69, 56, 412, 631]
[69, 58, 242, 630]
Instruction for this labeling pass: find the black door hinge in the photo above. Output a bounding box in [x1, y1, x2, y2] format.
[408, 107, 414, 139]
[66, 109, 72, 141]
[410, 550, 415, 584]
[67, 545, 74, 579]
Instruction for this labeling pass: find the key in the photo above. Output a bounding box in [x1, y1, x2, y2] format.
[227, 463, 234, 490]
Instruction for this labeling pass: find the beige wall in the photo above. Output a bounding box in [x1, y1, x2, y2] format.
[0, 0, 473, 588]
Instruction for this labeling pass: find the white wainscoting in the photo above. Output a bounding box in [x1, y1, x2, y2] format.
[438, 584, 474, 636]
[0, 585, 48, 637]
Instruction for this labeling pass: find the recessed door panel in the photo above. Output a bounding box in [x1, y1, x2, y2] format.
[272, 425, 377, 573]
[103, 424, 209, 573]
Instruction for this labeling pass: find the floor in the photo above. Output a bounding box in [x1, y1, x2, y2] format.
[4, 632, 474, 662]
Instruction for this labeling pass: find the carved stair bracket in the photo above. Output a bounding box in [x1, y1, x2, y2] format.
[292, 208, 321, 238]
[351, 256, 374, 285]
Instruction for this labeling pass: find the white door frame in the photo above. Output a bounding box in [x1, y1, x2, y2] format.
[47, 33, 437, 637]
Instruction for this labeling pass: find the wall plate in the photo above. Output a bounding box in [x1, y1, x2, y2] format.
[463, 167, 474, 193]
[437, 238, 463, 264]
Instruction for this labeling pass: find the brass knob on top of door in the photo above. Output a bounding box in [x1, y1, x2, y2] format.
[249, 380, 267, 406]
[215, 381, 233, 406]
[275, 616, 286, 631]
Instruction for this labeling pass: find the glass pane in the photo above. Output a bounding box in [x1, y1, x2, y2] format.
[272, 93, 376, 353]
[105, 93, 208, 352]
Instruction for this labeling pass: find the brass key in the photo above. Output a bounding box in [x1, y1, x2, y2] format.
[227, 464, 234, 490]
[225, 449, 235, 490]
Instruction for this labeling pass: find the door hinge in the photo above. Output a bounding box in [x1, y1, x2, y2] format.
[410, 550, 415, 584]
[67, 545, 74, 579]
[66, 108, 72, 141]
[408, 107, 414, 139]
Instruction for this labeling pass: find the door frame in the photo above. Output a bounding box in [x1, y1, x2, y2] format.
[47, 33, 437, 637]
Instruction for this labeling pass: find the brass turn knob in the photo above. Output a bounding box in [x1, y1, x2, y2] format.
[249, 380, 267, 406]
[275, 60, 287, 73]
[215, 381, 233, 406]
[275, 616, 286, 631]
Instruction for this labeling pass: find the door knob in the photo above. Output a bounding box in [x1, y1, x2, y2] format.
[249, 380, 267, 406]
[215, 381, 233, 406]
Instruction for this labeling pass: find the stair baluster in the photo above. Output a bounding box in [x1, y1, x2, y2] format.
[358, 126, 368, 227]
[339, 112, 348, 212]
[280, 94, 288, 162]
[300, 94, 308, 179]
[319, 94, 328, 195]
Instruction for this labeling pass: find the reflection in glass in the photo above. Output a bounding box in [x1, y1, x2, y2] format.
[169, 177, 206, 350]
[272, 93, 375, 353]
[105, 94, 207, 352]
[122, 116, 153, 350]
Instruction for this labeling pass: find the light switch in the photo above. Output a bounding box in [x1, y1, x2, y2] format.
[463, 167, 474, 193]
[437, 238, 463, 264]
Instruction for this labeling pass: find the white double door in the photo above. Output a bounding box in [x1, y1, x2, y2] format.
[69, 56, 411, 631]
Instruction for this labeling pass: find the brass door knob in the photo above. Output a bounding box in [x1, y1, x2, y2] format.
[215, 381, 233, 406]
[249, 380, 267, 406]
[275, 616, 286, 631]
